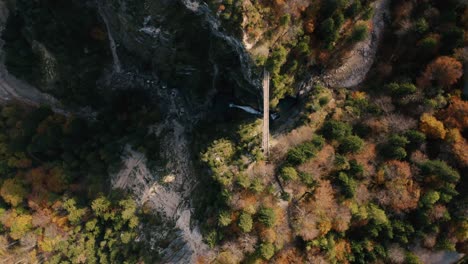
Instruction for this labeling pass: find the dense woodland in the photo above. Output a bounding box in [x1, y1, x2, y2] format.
[198, 0, 467, 263]
[0, 92, 164, 262]
[0, 0, 466, 263]
[208, 0, 377, 107]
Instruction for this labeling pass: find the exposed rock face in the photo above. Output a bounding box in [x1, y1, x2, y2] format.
[321, 0, 390, 88]
[0, 0, 62, 110]
[299, 0, 390, 93]
[98, 0, 260, 107]
[112, 80, 212, 263]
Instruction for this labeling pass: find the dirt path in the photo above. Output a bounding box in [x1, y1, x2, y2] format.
[321, 0, 390, 88]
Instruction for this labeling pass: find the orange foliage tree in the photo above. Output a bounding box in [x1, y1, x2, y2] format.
[293, 180, 351, 241]
[446, 128, 468, 167]
[438, 97, 468, 130]
[418, 56, 463, 88]
[377, 160, 420, 213]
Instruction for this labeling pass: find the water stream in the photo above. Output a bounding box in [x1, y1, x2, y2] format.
[97, 1, 122, 73]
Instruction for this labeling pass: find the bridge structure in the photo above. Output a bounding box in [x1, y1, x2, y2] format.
[262, 69, 270, 157]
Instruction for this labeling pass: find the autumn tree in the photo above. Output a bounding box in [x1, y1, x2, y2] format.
[0, 178, 27, 207]
[9, 214, 33, 240]
[91, 196, 111, 218]
[63, 199, 87, 225]
[377, 160, 420, 213]
[418, 56, 462, 88]
[446, 128, 468, 167]
[259, 242, 275, 260]
[293, 180, 345, 240]
[438, 97, 468, 130]
[419, 113, 446, 139]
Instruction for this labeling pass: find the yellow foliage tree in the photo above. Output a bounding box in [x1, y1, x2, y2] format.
[420, 113, 446, 139]
[0, 178, 27, 207]
[446, 128, 468, 167]
[10, 214, 32, 240]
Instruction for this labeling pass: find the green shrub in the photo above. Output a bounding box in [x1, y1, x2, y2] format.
[319, 96, 330, 107]
[236, 173, 251, 189]
[420, 191, 440, 207]
[387, 147, 407, 160]
[287, 147, 308, 165]
[441, 27, 464, 53]
[259, 243, 275, 260]
[334, 154, 350, 170]
[414, 18, 429, 34]
[238, 212, 253, 233]
[362, 6, 374, 20]
[386, 82, 400, 94]
[266, 46, 287, 75]
[286, 142, 318, 165]
[338, 172, 357, 198]
[399, 83, 417, 96]
[384, 134, 409, 160]
[419, 160, 460, 183]
[280, 14, 291, 26]
[349, 160, 364, 177]
[346, 1, 361, 17]
[258, 207, 276, 227]
[390, 134, 409, 146]
[311, 135, 326, 149]
[218, 211, 232, 227]
[351, 23, 368, 42]
[368, 204, 389, 225]
[388, 82, 417, 96]
[419, 36, 438, 53]
[405, 252, 422, 264]
[339, 135, 364, 153]
[205, 230, 218, 248]
[250, 178, 265, 193]
[322, 120, 352, 140]
[404, 130, 426, 149]
[281, 167, 298, 181]
[333, 12, 345, 28]
[436, 237, 456, 251]
[296, 41, 310, 56]
[298, 142, 317, 158]
[320, 18, 337, 43]
[299, 172, 316, 187]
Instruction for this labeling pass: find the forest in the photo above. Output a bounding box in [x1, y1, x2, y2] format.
[197, 0, 467, 263]
[0, 0, 466, 263]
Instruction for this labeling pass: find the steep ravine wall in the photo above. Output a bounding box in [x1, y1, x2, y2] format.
[0, 0, 63, 111]
[98, 0, 260, 107]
